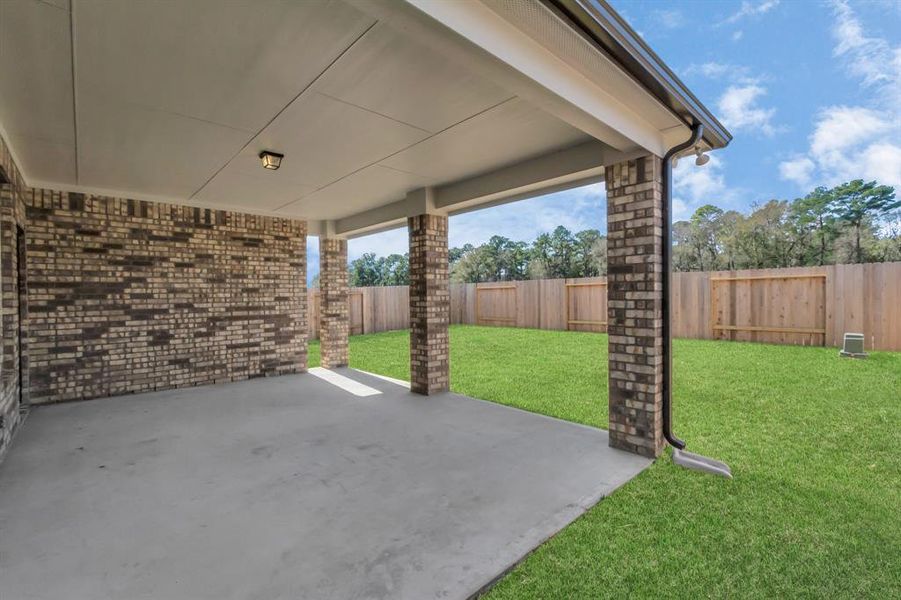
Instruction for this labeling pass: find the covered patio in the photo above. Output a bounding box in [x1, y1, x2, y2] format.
[0, 369, 648, 599]
[0, 0, 728, 597]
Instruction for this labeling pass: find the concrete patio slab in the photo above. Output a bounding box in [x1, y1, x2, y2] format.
[0, 369, 650, 600]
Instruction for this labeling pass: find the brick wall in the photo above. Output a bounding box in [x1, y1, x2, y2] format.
[318, 237, 349, 368]
[408, 214, 449, 395]
[24, 191, 308, 403]
[605, 155, 665, 458]
[0, 136, 28, 459]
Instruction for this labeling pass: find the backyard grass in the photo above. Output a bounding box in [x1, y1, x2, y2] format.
[308, 325, 901, 598]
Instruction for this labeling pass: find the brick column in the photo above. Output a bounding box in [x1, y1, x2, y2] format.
[319, 237, 349, 369]
[408, 214, 449, 395]
[605, 155, 665, 458]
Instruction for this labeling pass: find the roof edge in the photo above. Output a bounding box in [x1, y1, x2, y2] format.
[545, 0, 732, 150]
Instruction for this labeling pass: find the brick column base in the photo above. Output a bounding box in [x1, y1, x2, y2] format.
[408, 214, 449, 395]
[606, 155, 665, 458]
[319, 237, 349, 369]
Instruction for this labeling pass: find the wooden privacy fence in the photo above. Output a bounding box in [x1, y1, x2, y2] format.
[709, 272, 827, 346]
[308, 285, 408, 341]
[308, 262, 901, 351]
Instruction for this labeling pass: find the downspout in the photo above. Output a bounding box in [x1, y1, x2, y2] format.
[661, 123, 703, 450]
[660, 125, 732, 478]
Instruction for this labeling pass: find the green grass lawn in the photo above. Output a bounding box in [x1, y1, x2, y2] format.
[309, 325, 901, 598]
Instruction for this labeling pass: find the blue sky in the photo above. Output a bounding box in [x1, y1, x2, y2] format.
[308, 0, 900, 282]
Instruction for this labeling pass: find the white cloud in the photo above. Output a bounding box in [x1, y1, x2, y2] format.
[683, 61, 769, 88]
[859, 142, 901, 186]
[783, 104, 900, 189]
[732, 30, 744, 41]
[809, 106, 888, 161]
[804, 108, 901, 187]
[672, 154, 741, 220]
[684, 62, 731, 79]
[682, 63, 780, 135]
[683, 61, 752, 81]
[721, 0, 781, 25]
[780, 2, 901, 190]
[672, 197, 690, 222]
[654, 9, 686, 30]
[676, 156, 725, 201]
[832, 0, 901, 97]
[717, 84, 779, 135]
[448, 183, 606, 248]
[779, 156, 816, 188]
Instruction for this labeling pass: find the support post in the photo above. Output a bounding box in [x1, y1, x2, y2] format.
[605, 155, 666, 457]
[319, 237, 349, 369]
[408, 214, 449, 395]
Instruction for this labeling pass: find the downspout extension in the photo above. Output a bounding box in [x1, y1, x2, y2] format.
[661, 124, 732, 479]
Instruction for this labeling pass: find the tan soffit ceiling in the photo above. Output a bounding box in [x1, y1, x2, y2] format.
[0, 0, 643, 222]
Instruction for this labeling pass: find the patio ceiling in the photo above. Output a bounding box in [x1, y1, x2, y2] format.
[0, 0, 718, 236]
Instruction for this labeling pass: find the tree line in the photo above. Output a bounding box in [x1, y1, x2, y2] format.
[340, 179, 898, 287]
[343, 226, 606, 287]
[674, 180, 898, 271]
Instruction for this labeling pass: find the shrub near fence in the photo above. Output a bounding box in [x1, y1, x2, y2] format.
[308, 262, 901, 351]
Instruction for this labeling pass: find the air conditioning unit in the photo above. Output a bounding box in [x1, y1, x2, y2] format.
[839, 332, 868, 358]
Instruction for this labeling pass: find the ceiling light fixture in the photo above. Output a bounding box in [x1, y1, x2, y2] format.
[259, 150, 284, 171]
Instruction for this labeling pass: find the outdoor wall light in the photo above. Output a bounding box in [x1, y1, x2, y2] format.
[259, 150, 284, 171]
[694, 148, 710, 166]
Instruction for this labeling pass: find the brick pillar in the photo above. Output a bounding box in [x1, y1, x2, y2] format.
[319, 237, 349, 369]
[408, 214, 449, 395]
[605, 155, 665, 458]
